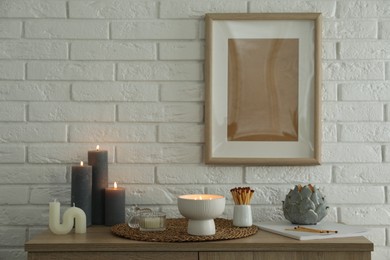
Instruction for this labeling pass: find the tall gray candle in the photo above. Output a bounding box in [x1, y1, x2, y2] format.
[71, 161, 92, 226]
[105, 182, 125, 226]
[88, 145, 108, 225]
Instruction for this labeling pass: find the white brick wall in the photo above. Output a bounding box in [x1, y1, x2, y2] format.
[0, 0, 389, 259]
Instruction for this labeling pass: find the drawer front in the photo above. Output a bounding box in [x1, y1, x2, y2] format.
[199, 251, 371, 260]
[29, 251, 198, 260]
[253, 252, 371, 260]
[200, 252, 253, 260]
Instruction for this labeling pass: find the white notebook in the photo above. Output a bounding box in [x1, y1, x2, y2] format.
[255, 221, 369, 241]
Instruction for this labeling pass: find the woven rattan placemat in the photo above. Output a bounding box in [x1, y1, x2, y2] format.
[111, 218, 258, 242]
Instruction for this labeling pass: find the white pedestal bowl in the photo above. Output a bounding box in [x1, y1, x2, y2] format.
[178, 194, 225, 236]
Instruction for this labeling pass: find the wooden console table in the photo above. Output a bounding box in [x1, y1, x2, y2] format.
[25, 226, 373, 260]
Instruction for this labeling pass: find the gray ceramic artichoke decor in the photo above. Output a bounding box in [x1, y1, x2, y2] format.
[282, 184, 328, 225]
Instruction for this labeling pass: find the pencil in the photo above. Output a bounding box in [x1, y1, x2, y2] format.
[286, 226, 338, 234]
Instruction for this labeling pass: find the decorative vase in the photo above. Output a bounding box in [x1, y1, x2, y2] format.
[282, 184, 328, 225]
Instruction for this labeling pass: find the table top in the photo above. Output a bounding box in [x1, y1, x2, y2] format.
[25, 226, 373, 253]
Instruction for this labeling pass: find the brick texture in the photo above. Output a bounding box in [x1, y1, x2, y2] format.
[0, 1, 388, 259]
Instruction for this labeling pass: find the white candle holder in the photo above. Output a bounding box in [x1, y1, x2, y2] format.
[178, 194, 225, 236]
[233, 205, 252, 227]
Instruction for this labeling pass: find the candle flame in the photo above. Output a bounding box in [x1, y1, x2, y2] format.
[96, 145, 100, 151]
[114, 182, 117, 189]
[80, 161, 83, 166]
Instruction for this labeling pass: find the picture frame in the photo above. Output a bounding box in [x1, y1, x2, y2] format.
[204, 13, 322, 165]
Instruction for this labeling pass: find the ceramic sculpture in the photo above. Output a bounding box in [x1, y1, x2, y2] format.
[282, 184, 328, 225]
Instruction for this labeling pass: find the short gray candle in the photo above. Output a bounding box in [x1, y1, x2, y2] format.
[71, 161, 92, 226]
[88, 145, 108, 225]
[105, 182, 125, 226]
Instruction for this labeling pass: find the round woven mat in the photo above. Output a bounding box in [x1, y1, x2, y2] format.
[111, 218, 258, 242]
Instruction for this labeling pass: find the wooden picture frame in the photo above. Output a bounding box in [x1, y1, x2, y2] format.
[204, 13, 322, 165]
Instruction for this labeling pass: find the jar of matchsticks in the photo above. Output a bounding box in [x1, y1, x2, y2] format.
[230, 187, 254, 227]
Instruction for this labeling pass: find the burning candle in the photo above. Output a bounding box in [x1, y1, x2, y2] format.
[139, 212, 166, 231]
[71, 161, 92, 226]
[105, 182, 125, 226]
[178, 194, 225, 236]
[184, 194, 221, 200]
[88, 145, 108, 225]
[49, 200, 86, 235]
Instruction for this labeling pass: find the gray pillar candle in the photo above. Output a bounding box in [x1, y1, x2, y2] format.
[88, 145, 108, 225]
[105, 182, 125, 226]
[71, 161, 92, 226]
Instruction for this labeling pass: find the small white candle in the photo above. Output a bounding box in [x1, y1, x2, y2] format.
[139, 212, 166, 231]
[49, 200, 87, 235]
[144, 217, 161, 229]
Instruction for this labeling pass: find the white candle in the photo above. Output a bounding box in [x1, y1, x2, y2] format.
[139, 212, 166, 231]
[49, 200, 87, 235]
[181, 194, 221, 200]
[144, 217, 161, 229]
